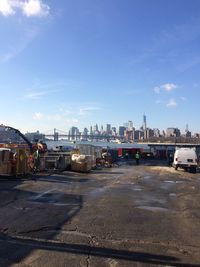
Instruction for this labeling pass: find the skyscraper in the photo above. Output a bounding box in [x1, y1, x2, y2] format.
[106, 124, 111, 135]
[128, 120, 133, 130]
[143, 114, 147, 130]
[119, 126, 126, 138]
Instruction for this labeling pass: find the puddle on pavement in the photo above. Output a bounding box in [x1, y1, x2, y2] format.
[53, 203, 79, 206]
[164, 180, 184, 184]
[12, 206, 32, 211]
[169, 193, 176, 197]
[88, 187, 109, 198]
[143, 175, 152, 180]
[160, 181, 175, 190]
[136, 206, 169, 212]
[29, 191, 82, 206]
[160, 180, 184, 190]
[134, 194, 167, 208]
[132, 185, 143, 191]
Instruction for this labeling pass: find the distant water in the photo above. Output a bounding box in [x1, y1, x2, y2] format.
[45, 140, 150, 150]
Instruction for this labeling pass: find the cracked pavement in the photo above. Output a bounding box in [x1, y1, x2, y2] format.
[0, 162, 200, 266]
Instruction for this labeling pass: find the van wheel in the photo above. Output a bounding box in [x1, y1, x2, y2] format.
[175, 165, 178, 170]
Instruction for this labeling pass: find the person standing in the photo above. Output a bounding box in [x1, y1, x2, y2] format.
[135, 151, 140, 165]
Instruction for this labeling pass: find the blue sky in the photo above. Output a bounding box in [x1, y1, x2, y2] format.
[0, 0, 200, 134]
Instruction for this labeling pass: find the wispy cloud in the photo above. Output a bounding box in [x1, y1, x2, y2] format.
[176, 56, 200, 73]
[47, 114, 62, 121]
[1, 27, 39, 63]
[23, 89, 59, 99]
[58, 102, 102, 117]
[130, 18, 200, 73]
[0, 1, 51, 64]
[33, 112, 43, 120]
[78, 106, 100, 116]
[154, 83, 178, 94]
[166, 98, 177, 108]
[0, 0, 50, 17]
[161, 83, 178, 92]
[158, 18, 200, 73]
[65, 118, 79, 124]
[33, 111, 79, 126]
[32, 103, 101, 128]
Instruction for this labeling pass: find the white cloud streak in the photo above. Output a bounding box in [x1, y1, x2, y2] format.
[32, 102, 101, 127]
[0, 0, 50, 17]
[166, 98, 177, 108]
[78, 106, 100, 116]
[33, 112, 43, 120]
[161, 83, 178, 92]
[33, 112, 79, 126]
[154, 83, 178, 94]
[23, 89, 59, 99]
[58, 102, 101, 117]
[130, 18, 200, 74]
[47, 114, 62, 121]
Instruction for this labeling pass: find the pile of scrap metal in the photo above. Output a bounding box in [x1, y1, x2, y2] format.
[0, 125, 44, 176]
[39, 151, 95, 173]
[0, 145, 30, 177]
[39, 151, 72, 172]
[0, 148, 13, 176]
[95, 148, 119, 168]
[71, 154, 95, 172]
[96, 152, 112, 168]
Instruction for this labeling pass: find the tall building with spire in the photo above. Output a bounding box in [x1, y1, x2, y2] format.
[143, 114, 147, 130]
[142, 114, 148, 139]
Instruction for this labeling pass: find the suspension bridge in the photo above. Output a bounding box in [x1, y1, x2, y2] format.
[41, 129, 200, 145]
[42, 129, 120, 141]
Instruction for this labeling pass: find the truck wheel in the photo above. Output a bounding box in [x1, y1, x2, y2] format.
[175, 165, 178, 170]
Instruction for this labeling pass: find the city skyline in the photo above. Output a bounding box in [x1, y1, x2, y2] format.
[1, 1, 200, 133]
[0, 120, 198, 146]
[23, 112, 195, 136]
[1, 113, 197, 136]
[25, 118, 194, 137]
[23, 121, 197, 144]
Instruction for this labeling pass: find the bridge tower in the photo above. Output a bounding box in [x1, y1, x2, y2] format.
[54, 128, 59, 141]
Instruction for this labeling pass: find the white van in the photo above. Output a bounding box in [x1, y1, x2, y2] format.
[173, 147, 198, 173]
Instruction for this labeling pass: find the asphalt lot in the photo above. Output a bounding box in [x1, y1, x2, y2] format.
[0, 161, 200, 267]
